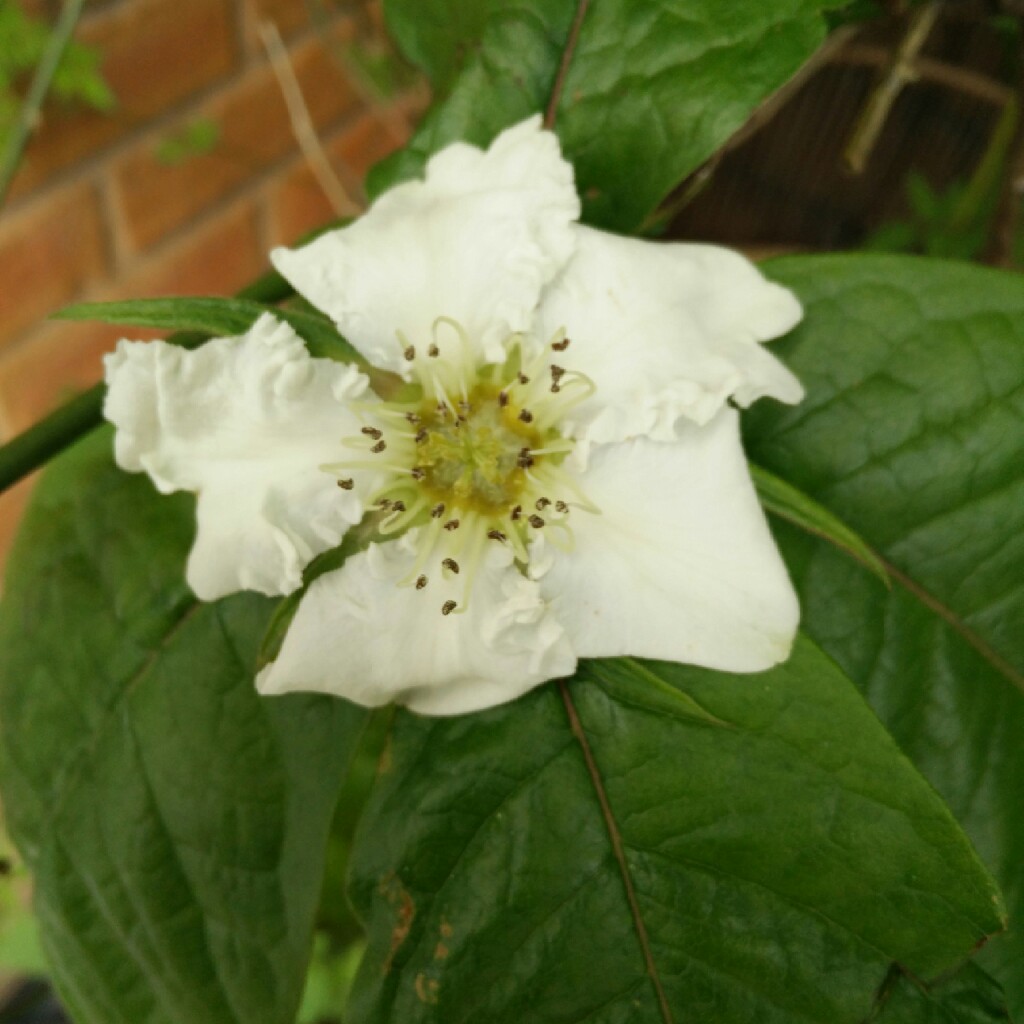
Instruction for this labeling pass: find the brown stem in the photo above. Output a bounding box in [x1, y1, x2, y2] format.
[557, 680, 675, 1023]
[544, 0, 592, 129]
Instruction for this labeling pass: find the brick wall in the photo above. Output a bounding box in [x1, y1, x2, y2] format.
[0, 0, 424, 573]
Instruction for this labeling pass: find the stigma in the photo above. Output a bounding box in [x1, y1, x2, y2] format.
[324, 317, 598, 614]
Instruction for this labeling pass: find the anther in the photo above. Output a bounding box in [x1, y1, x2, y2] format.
[405, 412, 420, 423]
[517, 447, 534, 469]
[550, 383, 561, 393]
[510, 505, 522, 521]
[391, 500, 407, 513]
[517, 372, 530, 385]
[535, 497, 551, 510]
[403, 345, 416, 361]
[518, 409, 534, 424]
[551, 365, 566, 382]
[498, 390, 509, 408]
[442, 558, 460, 574]
[337, 478, 354, 490]
[415, 429, 428, 443]
[377, 498, 393, 509]
[555, 500, 569, 513]
[552, 337, 570, 351]
[442, 600, 457, 616]
[428, 343, 440, 358]
[370, 439, 387, 453]
[415, 575, 428, 590]
[431, 503, 445, 519]
[443, 519, 460, 532]
[411, 467, 426, 480]
[529, 514, 545, 529]
[487, 529, 507, 542]
[361, 426, 383, 439]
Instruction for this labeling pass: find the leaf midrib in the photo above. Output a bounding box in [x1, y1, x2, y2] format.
[556, 679, 675, 1024]
[750, 461, 1024, 696]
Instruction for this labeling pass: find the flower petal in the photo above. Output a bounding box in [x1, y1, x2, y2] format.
[535, 226, 803, 444]
[535, 409, 799, 672]
[103, 313, 376, 600]
[271, 115, 580, 374]
[257, 533, 576, 715]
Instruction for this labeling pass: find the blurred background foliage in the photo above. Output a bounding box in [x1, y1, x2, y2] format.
[0, 2, 112, 152]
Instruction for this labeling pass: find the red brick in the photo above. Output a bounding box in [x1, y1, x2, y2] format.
[111, 35, 360, 253]
[0, 200, 263, 435]
[267, 111, 406, 245]
[118, 199, 266, 303]
[0, 180, 107, 347]
[10, 0, 237, 200]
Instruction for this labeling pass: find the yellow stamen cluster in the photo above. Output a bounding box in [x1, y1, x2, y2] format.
[325, 318, 598, 615]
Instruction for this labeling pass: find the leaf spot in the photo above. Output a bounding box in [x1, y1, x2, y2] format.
[378, 873, 416, 974]
[415, 972, 439, 1004]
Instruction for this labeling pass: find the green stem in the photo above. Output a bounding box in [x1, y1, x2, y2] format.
[0, 267, 295, 496]
[0, 0, 87, 207]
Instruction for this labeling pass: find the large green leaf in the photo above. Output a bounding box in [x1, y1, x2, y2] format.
[0, 431, 369, 1024]
[344, 645, 1004, 1023]
[746, 255, 1024, 1016]
[374, 0, 840, 230]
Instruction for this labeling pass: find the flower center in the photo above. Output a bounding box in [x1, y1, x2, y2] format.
[416, 384, 539, 513]
[325, 318, 598, 615]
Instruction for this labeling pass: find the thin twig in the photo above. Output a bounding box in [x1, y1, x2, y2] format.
[257, 18, 363, 215]
[842, 2, 942, 174]
[835, 44, 1012, 108]
[0, 0, 87, 207]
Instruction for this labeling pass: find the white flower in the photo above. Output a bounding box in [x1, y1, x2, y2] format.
[103, 115, 804, 716]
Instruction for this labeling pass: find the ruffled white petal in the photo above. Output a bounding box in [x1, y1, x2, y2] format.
[271, 115, 580, 375]
[257, 532, 576, 715]
[103, 313, 376, 601]
[534, 226, 804, 445]
[535, 409, 799, 672]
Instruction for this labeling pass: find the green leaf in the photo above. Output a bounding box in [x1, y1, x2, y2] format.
[374, 0, 841, 230]
[751, 462, 889, 584]
[344, 643, 1004, 1023]
[873, 965, 1011, 1023]
[0, 430, 369, 1024]
[746, 254, 1024, 1017]
[56, 296, 364, 365]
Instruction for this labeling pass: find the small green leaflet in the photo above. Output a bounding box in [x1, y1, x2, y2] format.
[751, 462, 889, 584]
[56, 296, 363, 366]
